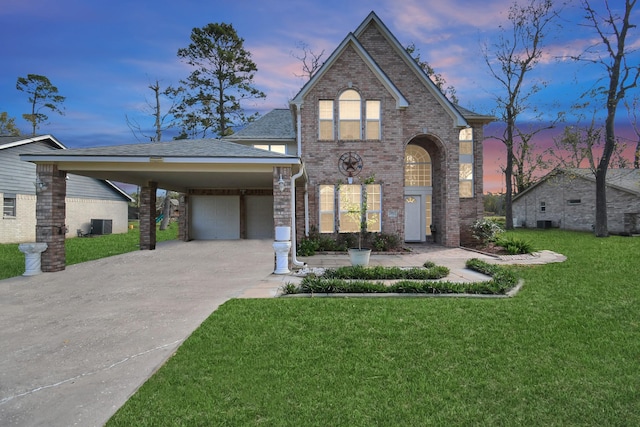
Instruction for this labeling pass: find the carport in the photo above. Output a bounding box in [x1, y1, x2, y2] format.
[20, 139, 303, 272]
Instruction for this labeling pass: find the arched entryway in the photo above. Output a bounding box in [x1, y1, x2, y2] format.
[404, 136, 443, 243]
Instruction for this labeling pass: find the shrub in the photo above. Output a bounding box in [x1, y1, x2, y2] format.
[471, 218, 504, 245]
[297, 237, 320, 256]
[495, 236, 534, 255]
[372, 233, 402, 251]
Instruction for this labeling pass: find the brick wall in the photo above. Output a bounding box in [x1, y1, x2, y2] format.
[36, 164, 66, 272]
[296, 23, 481, 247]
[139, 182, 157, 250]
[512, 171, 640, 233]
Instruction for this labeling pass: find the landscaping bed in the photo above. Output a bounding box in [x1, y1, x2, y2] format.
[282, 259, 519, 296]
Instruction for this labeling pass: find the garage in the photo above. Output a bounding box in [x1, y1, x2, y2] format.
[246, 195, 274, 239]
[190, 195, 240, 239]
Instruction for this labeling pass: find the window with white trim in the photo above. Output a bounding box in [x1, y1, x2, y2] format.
[320, 184, 382, 233]
[319, 100, 334, 140]
[253, 144, 287, 154]
[338, 90, 361, 140]
[459, 128, 474, 198]
[365, 100, 381, 140]
[319, 185, 335, 233]
[3, 194, 16, 217]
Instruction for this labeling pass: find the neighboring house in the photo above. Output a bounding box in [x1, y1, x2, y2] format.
[1, 135, 133, 244]
[20, 12, 494, 273]
[512, 168, 640, 235]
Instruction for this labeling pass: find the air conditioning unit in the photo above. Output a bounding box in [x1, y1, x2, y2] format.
[91, 219, 113, 235]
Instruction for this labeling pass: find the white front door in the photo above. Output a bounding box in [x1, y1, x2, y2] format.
[404, 195, 423, 242]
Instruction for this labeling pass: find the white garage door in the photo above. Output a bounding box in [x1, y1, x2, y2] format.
[246, 195, 274, 239]
[191, 195, 240, 239]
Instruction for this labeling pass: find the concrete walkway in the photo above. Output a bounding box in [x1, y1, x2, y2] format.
[0, 240, 565, 426]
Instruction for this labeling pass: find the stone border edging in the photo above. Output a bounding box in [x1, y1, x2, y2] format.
[279, 279, 525, 299]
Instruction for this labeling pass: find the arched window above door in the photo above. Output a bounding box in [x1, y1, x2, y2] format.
[404, 145, 432, 187]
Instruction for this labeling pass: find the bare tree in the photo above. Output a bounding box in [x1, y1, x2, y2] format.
[574, 0, 639, 236]
[406, 43, 458, 104]
[548, 109, 630, 171]
[126, 79, 177, 143]
[625, 96, 640, 168]
[511, 123, 555, 192]
[483, 0, 559, 229]
[291, 41, 325, 81]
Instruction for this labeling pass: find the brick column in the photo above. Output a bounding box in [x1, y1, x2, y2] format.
[178, 193, 189, 242]
[273, 167, 292, 228]
[36, 164, 67, 272]
[140, 182, 157, 250]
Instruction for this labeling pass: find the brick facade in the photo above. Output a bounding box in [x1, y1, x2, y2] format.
[295, 21, 486, 247]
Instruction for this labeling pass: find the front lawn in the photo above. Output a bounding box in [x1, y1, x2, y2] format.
[0, 221, 178, 280]
[107, 229, 640, 426]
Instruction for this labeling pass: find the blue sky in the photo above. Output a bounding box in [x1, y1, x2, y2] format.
[1, 0, 638, 192]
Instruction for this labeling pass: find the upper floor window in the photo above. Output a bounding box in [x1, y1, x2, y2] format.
[459, 128, 474, 198]
[253, 144, 287, 154]
[3, 195, 16, 217]
[540, 201, 546, 213]
[339, 89, 361, 140]
[319, 100, 334, 140]
[365, 100, 381, 140]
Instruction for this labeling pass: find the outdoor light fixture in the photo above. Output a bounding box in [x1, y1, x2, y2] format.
[277, 174, 285, 192]
[34, 176, 47, 192]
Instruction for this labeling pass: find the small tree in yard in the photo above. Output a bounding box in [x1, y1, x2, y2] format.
[340, 176, 378, 250]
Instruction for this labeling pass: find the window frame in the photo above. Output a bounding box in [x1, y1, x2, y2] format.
[459, 128, 474, 198]
[540, 201, 546, 213]
[3, 194, 16, 218]
[338, 90, 362, 140]
[318, 99, 334, 140]
[365, 100, 381, 140]
[319, 185, 335, 233]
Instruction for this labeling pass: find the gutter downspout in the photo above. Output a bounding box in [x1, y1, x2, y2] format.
[291, 102, 307, 267]
[304, 182, 309, 237]
[291, 163, 306, 267]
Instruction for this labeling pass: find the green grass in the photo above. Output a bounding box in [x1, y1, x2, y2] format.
[0, 221, 178, 280]
[107, 229, 640, 426]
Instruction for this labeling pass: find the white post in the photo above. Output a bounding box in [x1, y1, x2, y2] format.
[18, 243, 48, 276]
[273, 226, 291, 274]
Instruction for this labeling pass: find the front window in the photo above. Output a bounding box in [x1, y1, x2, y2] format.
[321, 183, 382, 233]
[319, 100, 334, 140]
[339, 90, 361, 140]
[3, 195, 16, 217]
[319, 185, 335, 233]
[540, 201, 546, 213]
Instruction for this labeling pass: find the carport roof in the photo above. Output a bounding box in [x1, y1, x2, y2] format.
[20, 138, 301, 192]
[20, 138, 298, 160]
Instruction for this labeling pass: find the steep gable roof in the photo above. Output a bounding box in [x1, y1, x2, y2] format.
[353, 11, 469, 127]
[514, 168, 640, 201]
[290, 27, 409, 109]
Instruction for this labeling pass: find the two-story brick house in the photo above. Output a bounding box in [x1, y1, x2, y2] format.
[21, 11, 493, 273]
[230, 11, 493, 247]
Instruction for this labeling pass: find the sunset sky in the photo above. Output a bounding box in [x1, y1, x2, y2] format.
[1, 0, 638, 192]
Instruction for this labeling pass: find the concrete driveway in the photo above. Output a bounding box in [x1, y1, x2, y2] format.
[0, 239, 280, 427]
